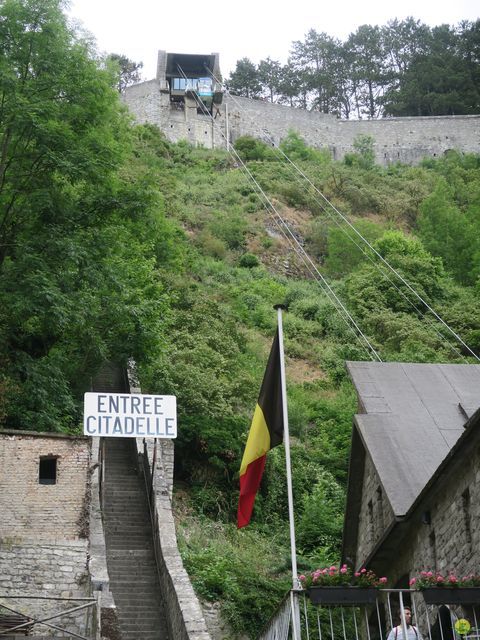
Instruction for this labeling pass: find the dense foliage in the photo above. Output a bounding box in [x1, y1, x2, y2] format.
[228, 19, 480, 118]
[2, 2, 480, 637]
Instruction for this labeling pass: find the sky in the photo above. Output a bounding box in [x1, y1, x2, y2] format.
[68, 0, 479, 80]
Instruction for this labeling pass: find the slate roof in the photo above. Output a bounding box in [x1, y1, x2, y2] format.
[346, 361, 480, 517]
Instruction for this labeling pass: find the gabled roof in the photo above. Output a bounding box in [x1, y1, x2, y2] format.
[347, 361, 480, 517]
[342, 361, 480, 569]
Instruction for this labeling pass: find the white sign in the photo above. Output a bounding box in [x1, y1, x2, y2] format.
[84, 393, 177, 439]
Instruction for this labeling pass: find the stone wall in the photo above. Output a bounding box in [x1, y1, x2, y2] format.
[356, 452, 395, 566]
[0, 541, 91, 635]
[139, 438, 211, 640]
[123, 78, 480, 165]
[0, 431, 93, 637]
[382, 443, 480, 587]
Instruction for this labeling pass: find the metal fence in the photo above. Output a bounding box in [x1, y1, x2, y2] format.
[0, 593, 100, 639]
[258, 589, 480, 640]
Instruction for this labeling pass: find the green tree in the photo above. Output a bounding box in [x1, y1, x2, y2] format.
[277, 62, 305, 107]
[382, 18, 431, 76]
[383, 22, 480, 116]
[0, 0, 176, 430]
[345, 24, 391, 118]
[290, 30, 343, 113]
[228, 58, 261, 98]
[0, 0, 125, 267]
[343, 231, 447, 320]
[257, 57, 282, 102]
[418, 180, 477, 284]
[107, 53, 143, 92]
[325, 218, 384, 277]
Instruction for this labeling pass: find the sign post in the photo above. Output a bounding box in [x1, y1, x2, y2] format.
[84, 392, 177, 439]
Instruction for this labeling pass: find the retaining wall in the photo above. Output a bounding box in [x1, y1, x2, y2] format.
[123, 80, 480, 165]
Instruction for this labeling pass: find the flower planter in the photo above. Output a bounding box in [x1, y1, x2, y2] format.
[422, 588, 480, 605]
[308, 586, 378, 606]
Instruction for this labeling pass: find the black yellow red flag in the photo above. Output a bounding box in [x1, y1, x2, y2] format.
[237, 329, 284, 528]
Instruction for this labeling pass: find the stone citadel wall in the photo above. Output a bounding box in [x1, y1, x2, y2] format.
[123, 80, 480, 165]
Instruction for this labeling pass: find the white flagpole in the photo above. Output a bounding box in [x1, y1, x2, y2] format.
[275, 304, 301, 639]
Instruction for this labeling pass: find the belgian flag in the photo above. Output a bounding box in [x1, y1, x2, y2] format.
[237, 329, 284, 528]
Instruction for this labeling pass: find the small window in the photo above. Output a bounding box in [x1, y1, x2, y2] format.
[39, 457, 57, 485]
[462, 488, 472, 548]
[368, 499, 374, 543]
[429, 530, 437, 570]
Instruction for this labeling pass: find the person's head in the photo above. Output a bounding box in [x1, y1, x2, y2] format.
[402, 607, 412, 624]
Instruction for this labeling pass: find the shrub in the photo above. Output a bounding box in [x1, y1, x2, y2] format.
[234, 136, 272, 161]
[238, 253, 260, 268]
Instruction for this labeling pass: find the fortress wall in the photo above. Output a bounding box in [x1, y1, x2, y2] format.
[334, 115, 480, 165]
[123, 79, 169, 129]
[222, 94, 337, 148]
[123, 79, 480, 163]
[123, 82, 225, 148]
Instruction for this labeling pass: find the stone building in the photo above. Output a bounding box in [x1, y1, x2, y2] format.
[0, 430, 94, 636]
[123, 50, 480, 166]
[342, 361, 480, 587]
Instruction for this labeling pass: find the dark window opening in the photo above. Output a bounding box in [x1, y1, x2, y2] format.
[462, 488, 472, 548]
[39, 457, 57, 485]
[368, 499, 374, 543]
[377, 486, 384, 531]
[429, 530, 437, 570]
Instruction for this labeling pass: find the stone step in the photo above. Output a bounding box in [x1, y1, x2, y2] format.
[106, 539, 154, 547]
[108, 569, 157, 578]
[105, 521, 150, 528]
[114, 598, 163, 608]
[119, 632, 165, 636]
[106, 532, 153, 539]
[104, 437, 169, 638]
[120, 623, 165, 632]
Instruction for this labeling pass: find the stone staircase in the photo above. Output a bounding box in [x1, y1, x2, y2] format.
[103, 437, 169, 640]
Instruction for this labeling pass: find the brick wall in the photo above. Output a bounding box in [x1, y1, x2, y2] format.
[0, 431, 93, 638]
[0, 431, 90, 542]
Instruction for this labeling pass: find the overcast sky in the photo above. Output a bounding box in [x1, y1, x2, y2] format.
[68, 0, 479, 80]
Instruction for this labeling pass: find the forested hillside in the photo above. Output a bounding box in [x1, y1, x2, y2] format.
[1, 1, 480, 638]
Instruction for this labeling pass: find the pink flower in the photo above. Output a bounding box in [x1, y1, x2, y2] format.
[426, 571, 433, 577]
[361, 568, 367, 573]
[299, 575, 306, 581]
[355, 572, 360, 577]
[380, 577, 387, 583]
[436, 575, 445, 583]
[340, 567, 348, 574]
[409, 578, 417, 586]
[448, 575, 457, 583]
[330, 566, 337, 572]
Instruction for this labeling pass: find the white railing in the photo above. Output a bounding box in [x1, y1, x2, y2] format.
[258, 589, 480, 640]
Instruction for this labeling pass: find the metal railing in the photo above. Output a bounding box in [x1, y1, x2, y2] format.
[258, 589, 480, 640]
[0, 593, 101, 639]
